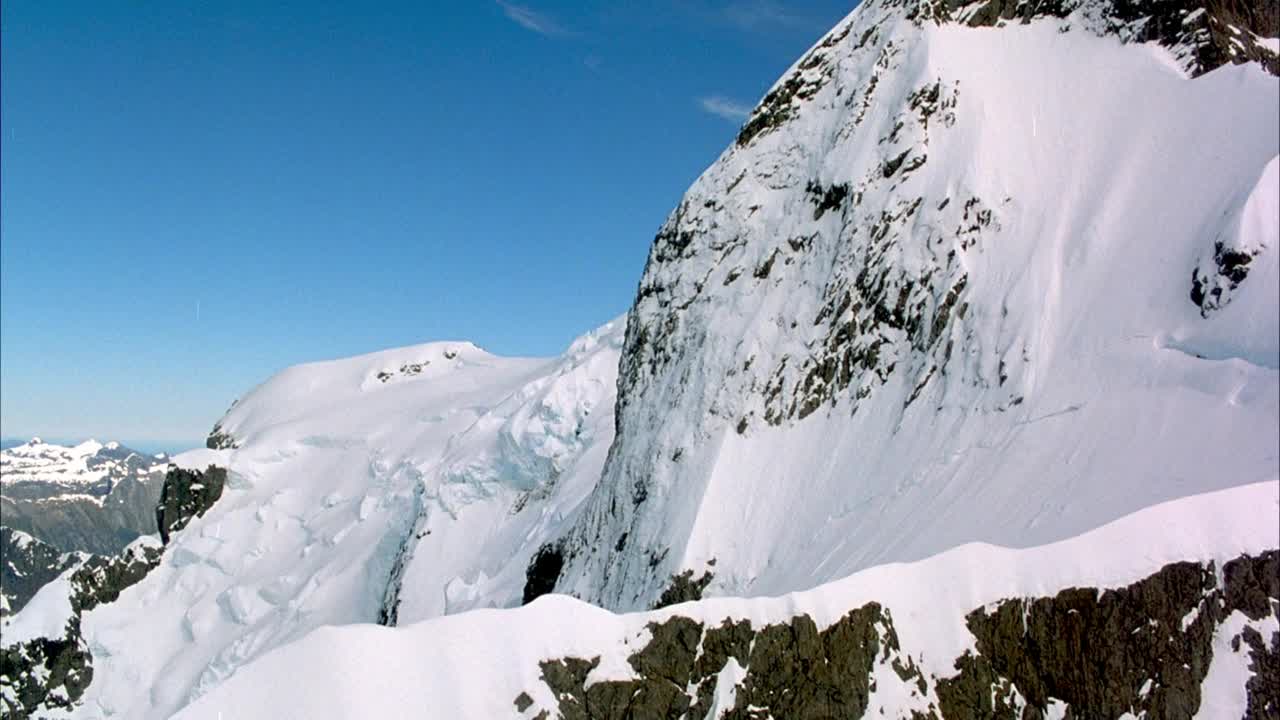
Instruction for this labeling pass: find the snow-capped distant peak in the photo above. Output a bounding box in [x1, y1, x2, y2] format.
[0, 438, 167, 494]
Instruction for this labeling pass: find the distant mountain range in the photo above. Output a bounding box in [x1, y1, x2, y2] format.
[0, 438, 169, 556]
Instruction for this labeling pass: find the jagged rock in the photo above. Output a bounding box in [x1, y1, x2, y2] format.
[205, 423, 238, 450]
[527, 604, 895, 719]
[1191, 240, 1262, 316]
[520, 552, 1279, 719]
[156, 465, 227, 545]
[0, 539, 161, 719]
[940, 0, 1280, 77]
[68, 541, 162, 613]
[0, 617, 93, 719]
[0, 528, 85, 618]
[652, 569, 713, 609]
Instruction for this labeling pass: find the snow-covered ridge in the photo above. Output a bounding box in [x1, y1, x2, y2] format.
[169, 480, 1280, 719]
[206, 339, 509, 451]
[51, 319, 625, 719]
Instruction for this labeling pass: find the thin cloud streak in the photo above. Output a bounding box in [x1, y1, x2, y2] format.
[698, 96, 753, 122]
[497, 1, 571, 37]
[721, 0, 814, 31]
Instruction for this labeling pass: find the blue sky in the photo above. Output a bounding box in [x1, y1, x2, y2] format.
[1, 1, 854, 450]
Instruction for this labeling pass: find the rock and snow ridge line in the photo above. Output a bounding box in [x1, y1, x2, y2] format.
[0, 465, 226, 718]
[26, 319, 626, 719]
[170, 480, 1279, 719]
[0, 528, 90, 618]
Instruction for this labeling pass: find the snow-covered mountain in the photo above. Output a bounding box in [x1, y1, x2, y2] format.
[0, 439, 169, 556]
[547, 0, 1280, 610]
[2, 0, 1276, 717]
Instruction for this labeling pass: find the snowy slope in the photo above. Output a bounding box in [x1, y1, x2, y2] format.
[171, 480, 1279, 720]
[54, 320, 623, 719]
[549, 9, 1280, 610]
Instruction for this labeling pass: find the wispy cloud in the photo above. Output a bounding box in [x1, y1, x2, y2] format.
[497, 1, 570, 37]
[698, 96, 753, 122]
[721, 0, 818, 32]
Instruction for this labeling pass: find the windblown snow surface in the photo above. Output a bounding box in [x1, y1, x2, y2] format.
[7, 0, 1277, 717]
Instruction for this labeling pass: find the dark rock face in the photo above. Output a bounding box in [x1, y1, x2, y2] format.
[156, 465, 227, 545]
[0, 541, 161, 719]
[529, 604, 900, 719]
[205, 423, 238, 450]
[520, 551, 1279, 719]
[0, 617, 93, 719]
[67, 542, 163, 614]
[0, 528, 85, 617]
[938, 560, 1218, 718]
[939, 551, 1280, 719]
[652, 569, 714, 609]
[524, 544, 567, 605]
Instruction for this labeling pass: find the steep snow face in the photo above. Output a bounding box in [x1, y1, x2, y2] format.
[552, 3, 1280, 610]
[382, 320, 623, 624]
[62, 321, 623, 719]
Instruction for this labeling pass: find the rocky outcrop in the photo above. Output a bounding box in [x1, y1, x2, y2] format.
[156, 465, 227, 545]
[528, 605, 915, 719]
[205, 423, 238, 450]
[951, 0, 1278, 77]
[523, 544, 567, 605]
[0, 528, 86, 618]
[0, 617, 93, 718]
[1, 466, 226, 718]
[520, 551, 1279, 719]
[0, 540, 161, 719]
[652, 568, 714, 609]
